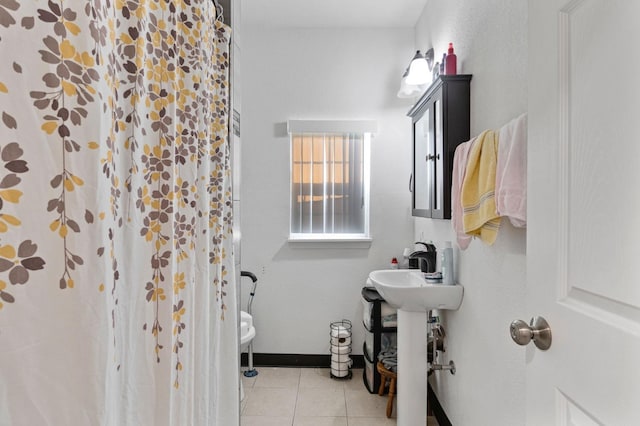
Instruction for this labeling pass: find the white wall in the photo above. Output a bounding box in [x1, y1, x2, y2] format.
[414, 1, 528, 425]
[241, 27, 415, 355]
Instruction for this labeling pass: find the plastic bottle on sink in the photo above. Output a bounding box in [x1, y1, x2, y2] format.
[390, 257, 399, 269]
[441, 241, 454, 285]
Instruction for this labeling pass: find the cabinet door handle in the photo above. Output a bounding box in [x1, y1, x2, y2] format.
[426, 154, 441, 161]
[409, 173, 413, 193]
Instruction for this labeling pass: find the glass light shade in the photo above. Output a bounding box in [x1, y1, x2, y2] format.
[406, 56, 430, 85]
[397, 76, 424, 98]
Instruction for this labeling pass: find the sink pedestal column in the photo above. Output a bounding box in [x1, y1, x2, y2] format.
[397, 309, 428, 426]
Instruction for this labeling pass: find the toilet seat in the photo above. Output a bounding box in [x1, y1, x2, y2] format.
[239, 310, 256, 401]
[240, 311, 255, 349]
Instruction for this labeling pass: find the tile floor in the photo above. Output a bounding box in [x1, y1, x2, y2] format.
[240, 367, 438, 426]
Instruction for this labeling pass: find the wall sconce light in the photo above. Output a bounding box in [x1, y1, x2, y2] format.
[397, 48, 435, 98]
[397, 67, 424, 98]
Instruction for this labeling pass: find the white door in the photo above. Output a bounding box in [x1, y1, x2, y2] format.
[527, 0, 640, 424]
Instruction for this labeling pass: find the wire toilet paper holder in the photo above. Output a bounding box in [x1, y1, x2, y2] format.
[329, 319, 353, 379]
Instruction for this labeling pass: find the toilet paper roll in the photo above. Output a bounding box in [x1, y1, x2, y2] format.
[331, 358, 352, 377]
[330, 336, 351, 346]
[331, 358, 352, 367]
[330, 326, 350, 339]
[331, 355, 350, 366]
[330, 344, 351, 355]
[332, 348, 351, 359]
[331, 368, 349, 377]
[332, 354, 350, 366]
[331, 368, 349, 378]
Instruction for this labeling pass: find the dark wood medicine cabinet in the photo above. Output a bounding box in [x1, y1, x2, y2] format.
[408, 75, 472, 219]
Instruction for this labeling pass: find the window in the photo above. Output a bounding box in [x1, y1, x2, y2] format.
[288, 120, 376, 241]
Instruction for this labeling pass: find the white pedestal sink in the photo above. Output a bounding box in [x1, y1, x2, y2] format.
[369, 270, 463, 426]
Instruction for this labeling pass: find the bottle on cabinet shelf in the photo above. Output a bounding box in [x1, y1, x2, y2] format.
[445, 43, 457, 75]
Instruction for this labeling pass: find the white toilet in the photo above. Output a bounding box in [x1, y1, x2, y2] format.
[240, 310, 256, 353]
[239, 310, 256, 401]
[239, 271, 259, 401]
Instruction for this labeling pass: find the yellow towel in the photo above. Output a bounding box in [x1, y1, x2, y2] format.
[461, 130, 501, 245]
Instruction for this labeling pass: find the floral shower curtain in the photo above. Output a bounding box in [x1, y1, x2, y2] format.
[0, 1, 238, 425]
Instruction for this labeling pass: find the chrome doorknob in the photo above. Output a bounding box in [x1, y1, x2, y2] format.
[509, 316, 552, 350]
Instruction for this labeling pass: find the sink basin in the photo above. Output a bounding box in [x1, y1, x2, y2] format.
[369, 269, 463, 312]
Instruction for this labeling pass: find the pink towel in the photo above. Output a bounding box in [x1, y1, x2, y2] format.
[496, 113, 527, 227]
[451, 137, 477, 250]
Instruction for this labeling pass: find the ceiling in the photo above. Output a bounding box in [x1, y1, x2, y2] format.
[242, 0, 429, 29]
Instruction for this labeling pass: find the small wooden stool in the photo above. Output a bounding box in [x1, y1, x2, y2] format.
[376, 361, 397, 418]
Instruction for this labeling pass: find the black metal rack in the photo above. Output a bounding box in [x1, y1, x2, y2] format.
[361, 287, 397, 393]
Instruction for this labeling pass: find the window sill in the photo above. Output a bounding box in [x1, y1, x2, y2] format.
[287, 236, 372, 249]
